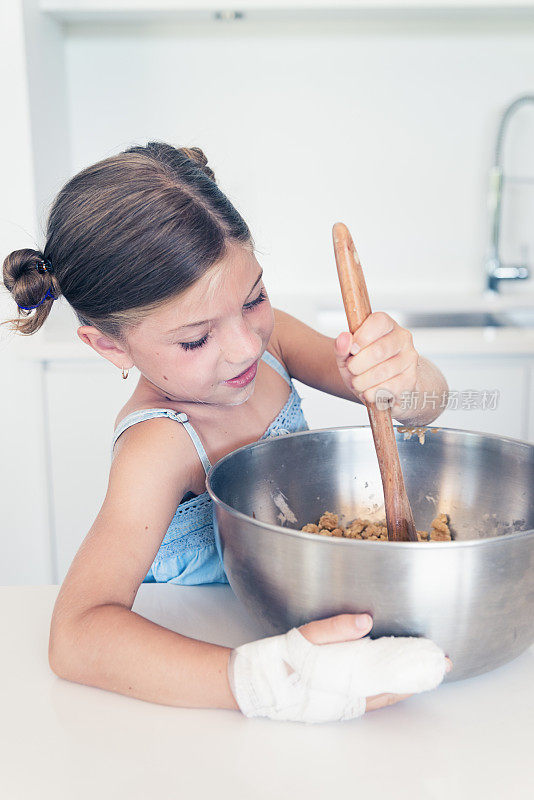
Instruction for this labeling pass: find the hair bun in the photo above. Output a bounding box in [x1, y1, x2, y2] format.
[129, 141, 217, 183]
[2, 247, 58, 335]
[2, 248, 49, 287]
[178, 146, 216, 183]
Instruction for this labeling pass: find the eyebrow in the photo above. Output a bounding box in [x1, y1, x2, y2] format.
[164, 269, 264, 336]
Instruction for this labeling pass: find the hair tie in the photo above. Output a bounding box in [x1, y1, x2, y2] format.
[17, 287, 57, 311]
[36, 257, 54, 275]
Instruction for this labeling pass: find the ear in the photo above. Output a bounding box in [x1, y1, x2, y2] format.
[77, 325, 134, 371]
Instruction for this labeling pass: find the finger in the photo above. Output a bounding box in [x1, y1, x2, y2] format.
[365, 692, 413, 712]
[334, 331, 353, 360]
[299, 613, 373, 645]
[362, 364, 418, 406]
[347, 328, 412, 375]
[350, 351, 417, 396]
[350, 312, 395, 352]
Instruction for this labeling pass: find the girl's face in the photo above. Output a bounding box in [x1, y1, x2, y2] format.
[127, 241, 274, 407]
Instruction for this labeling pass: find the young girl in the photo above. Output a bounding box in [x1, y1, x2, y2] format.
[3, 142, 451, 724]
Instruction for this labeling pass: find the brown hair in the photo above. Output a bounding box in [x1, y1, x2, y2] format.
[1, 142, 254, 345]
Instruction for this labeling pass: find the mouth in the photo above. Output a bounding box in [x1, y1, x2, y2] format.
[224, 360, 259, 388]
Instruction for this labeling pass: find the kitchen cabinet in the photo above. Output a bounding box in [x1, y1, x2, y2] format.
[45, 360, 135, 581]
[420, 356, 530, 439]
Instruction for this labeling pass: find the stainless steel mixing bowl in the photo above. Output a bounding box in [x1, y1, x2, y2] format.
[206, 426, 534, 682]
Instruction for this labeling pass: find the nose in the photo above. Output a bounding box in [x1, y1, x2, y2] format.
[220, 316, 261, 365]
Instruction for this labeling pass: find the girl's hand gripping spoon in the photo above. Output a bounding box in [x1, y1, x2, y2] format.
[332, 222, 418, 542]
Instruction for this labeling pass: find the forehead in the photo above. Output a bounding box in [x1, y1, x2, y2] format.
[138, 241, 260, 336]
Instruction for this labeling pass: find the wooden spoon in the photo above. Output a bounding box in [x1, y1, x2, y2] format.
[332, 222, 418, 542]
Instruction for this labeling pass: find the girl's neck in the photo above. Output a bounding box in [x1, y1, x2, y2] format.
[134, 372, 257, 424]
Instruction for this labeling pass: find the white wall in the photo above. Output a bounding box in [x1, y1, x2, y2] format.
[64, 14, 534, 299]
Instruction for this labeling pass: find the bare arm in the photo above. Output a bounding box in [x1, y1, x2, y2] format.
[48, 418, 238, 710]
[51, 604, 237, 709]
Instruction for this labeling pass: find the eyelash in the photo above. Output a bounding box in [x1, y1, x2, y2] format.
[179, 289, 267, 351]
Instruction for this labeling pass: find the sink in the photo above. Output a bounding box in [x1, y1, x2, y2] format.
[386, 310, 534, 328]
[388, 311, 502, 328]
[317, 307, 534, 330]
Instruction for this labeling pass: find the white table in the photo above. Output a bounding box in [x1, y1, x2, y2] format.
[1, 585, 533, 800]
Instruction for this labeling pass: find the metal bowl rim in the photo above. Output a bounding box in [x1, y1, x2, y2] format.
[206, 424, 534, 548]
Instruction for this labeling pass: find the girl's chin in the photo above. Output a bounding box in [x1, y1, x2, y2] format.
[222, 382, 256, 407]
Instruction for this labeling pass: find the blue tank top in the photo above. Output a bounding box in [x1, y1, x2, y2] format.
[110, 350, 309, 585]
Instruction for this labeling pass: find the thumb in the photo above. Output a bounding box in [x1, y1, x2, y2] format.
[334, 331, 353, 362]
[299, 613, 373, 645]
[334, 332, 361, 398]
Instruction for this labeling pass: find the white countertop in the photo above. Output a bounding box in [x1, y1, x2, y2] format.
[2, 584, 533, 800]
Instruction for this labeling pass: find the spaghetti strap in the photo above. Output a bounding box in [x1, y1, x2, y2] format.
[261, 349, 291, 385]
[111, 408, 212, 475]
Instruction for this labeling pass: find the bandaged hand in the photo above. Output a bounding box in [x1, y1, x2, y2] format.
[227, 613, 451, 723]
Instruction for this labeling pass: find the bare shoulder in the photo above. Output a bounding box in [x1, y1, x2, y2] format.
[111, 411, 203, 493]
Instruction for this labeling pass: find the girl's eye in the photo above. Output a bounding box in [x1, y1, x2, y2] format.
[243, 288, 267, 311]
[180, 332, 210, 351]
[178, 289, 266, 350]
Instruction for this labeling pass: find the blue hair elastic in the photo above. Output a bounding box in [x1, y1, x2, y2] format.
[18, 287, 57, 311]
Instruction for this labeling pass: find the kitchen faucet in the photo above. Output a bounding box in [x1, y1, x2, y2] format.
[485, 94, 533, 293]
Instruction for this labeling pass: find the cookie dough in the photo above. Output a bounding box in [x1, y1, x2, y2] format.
[301, 512, 452, 542]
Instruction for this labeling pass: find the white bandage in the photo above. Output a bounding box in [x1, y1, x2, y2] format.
[228, 628, 447, 723]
